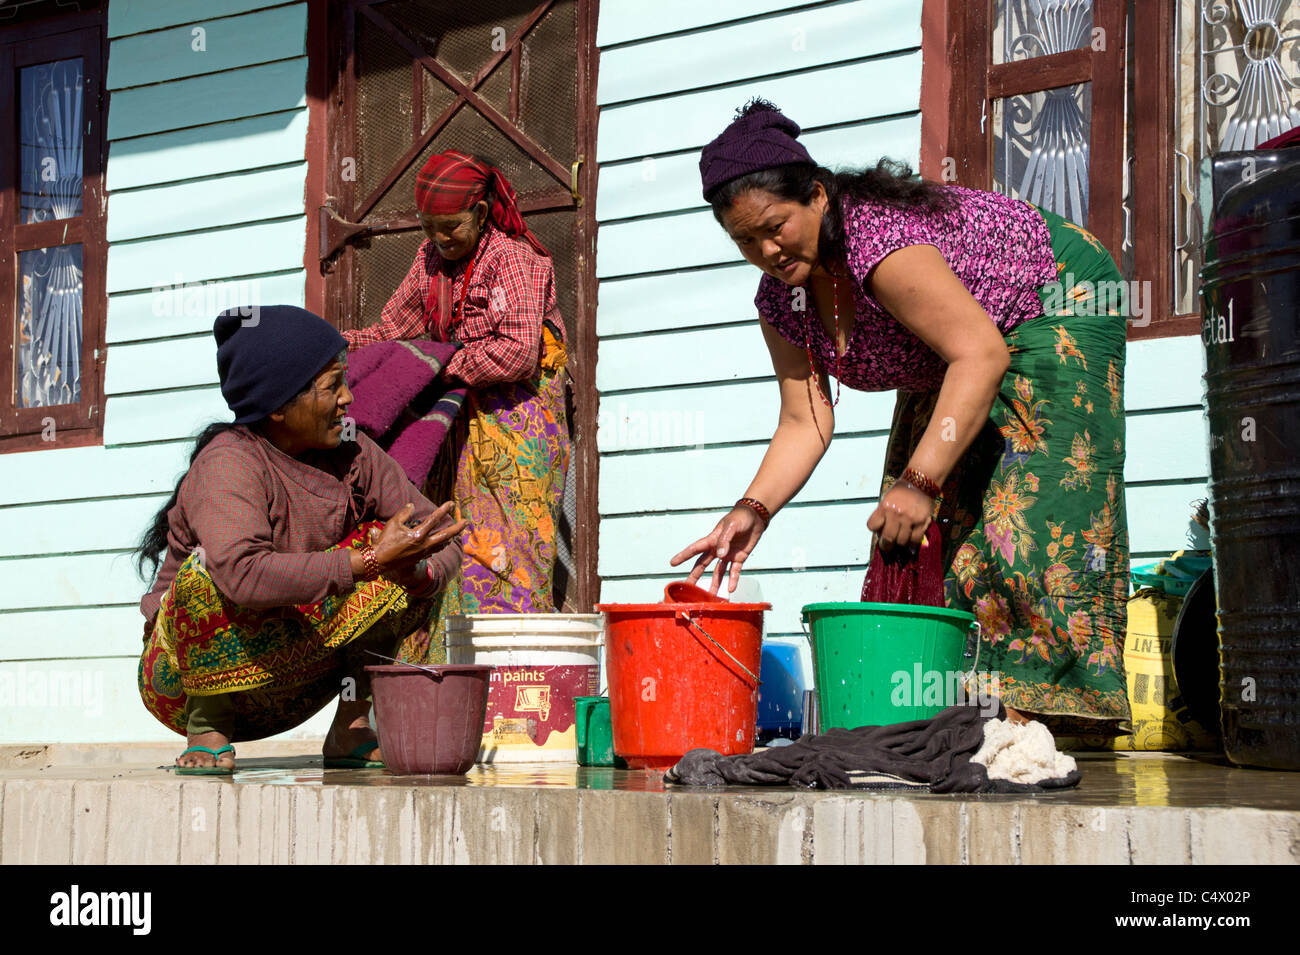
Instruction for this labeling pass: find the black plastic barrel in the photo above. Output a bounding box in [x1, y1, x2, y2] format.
[1200, 149, 1300, 770]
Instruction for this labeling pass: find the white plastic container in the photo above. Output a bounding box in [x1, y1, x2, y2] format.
[446, 613, 604, 763]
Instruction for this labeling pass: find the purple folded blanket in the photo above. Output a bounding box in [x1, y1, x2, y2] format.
[346, 339, 467, 488]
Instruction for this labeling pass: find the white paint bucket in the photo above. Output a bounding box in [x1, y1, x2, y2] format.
[446, 613, 604, 763]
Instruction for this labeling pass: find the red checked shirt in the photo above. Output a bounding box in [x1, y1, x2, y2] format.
[139, 427, 462, 623]
[342, 224, 563, 385]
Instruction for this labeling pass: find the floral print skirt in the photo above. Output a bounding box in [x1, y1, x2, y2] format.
[879, 209, 1131, 736]
[138, 522, 433, 740]
[401, 325, 570, 663]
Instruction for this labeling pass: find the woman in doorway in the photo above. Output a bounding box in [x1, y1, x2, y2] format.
[344, 151, 569, 662]
[671, 101, 1131, 737]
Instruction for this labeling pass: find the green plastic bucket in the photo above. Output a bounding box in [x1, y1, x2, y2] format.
[801, 602, 981, 730]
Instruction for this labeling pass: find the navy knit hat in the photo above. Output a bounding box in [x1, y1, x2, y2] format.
[214, 305, 347, 424]
[699, 99, 816, 201]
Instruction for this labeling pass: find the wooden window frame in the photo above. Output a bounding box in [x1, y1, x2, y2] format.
[922, 0, 1194, 340]
[1129, 0, 1199, 338]
[0, 8, 108, 453]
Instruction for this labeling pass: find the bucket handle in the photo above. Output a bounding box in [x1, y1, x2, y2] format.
[799, 611, 819, 731]
[801, 610, 982, 684]
[962, 620, 982, 690]
[799, 611, 819, 669]
[574, 700, 589, 750]
[365, 649, 445, 678]
[677, 610, 762, 686]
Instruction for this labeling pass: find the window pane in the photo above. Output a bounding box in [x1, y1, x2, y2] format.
[16, 244, 83, 408]
[993, 82, 1093, 226]
[1173, 0, 1300, 314]
[20, 58, 84, 224]
[1201, 0, 1300, 151]
[993, 0, 1095, 64]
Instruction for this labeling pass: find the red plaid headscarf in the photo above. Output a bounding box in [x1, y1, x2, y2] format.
[414, 150, 549, 257]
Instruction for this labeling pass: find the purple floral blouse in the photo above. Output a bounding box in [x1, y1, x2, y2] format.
[754, 187, 1058, 392]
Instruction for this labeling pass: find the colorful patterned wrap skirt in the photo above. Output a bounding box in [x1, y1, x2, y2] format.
[401, 324, 570, 663]
[138, 522, 435, 740]
[880, 208, 1132, 736]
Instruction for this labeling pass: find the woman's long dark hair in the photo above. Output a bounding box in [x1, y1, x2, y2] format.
[707, 103, 955, 270]
[133, 422, 242, 579]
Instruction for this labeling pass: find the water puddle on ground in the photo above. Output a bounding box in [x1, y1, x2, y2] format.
[80, 751, 1298, 810]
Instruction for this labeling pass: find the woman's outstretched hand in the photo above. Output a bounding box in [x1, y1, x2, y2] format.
[866, 483, 933, 552]
[371, 502, 467, 576]
[670, 506, 767, 596]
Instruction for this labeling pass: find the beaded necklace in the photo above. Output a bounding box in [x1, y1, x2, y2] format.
[804, 272, 845, 408]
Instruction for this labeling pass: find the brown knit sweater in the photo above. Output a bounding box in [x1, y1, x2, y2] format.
[140, 426, 461, 623]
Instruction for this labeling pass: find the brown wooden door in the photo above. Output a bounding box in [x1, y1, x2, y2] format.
[320, 0, 599, 609]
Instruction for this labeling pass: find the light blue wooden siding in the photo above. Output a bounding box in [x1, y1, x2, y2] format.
[107, 110, 311, 191]
[596, 0, 925, 105]
[0, 1, 320, 743]
[106, 0, 292, 37]
[105, 5, 307, 89]
[592, 0, 1212, 647]
[595, 0, 826, 47]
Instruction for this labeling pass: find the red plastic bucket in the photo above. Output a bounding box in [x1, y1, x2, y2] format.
[596, 592, 768, 770]
[366, 664, 491, 775]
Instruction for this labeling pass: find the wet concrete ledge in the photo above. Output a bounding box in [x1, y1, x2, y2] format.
[2, 747, 1298, 865]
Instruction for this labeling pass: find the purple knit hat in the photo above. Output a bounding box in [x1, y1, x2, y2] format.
[699, 99, 816, 201]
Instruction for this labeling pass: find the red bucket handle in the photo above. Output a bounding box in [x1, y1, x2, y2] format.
[675, 609, 762, 686]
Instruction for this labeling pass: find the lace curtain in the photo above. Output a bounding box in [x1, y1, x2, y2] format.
[17, 57, 83, 409]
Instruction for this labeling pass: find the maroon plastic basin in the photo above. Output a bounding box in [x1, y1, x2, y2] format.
[367, 664, 491, 775]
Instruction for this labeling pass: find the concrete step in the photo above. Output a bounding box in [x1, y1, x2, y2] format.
[2, 751, 1297, 864]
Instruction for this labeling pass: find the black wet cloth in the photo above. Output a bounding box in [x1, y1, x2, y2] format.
[664, 704, 1082, 793]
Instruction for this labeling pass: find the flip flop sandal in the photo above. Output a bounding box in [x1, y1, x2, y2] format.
[175, 744, 235, 776]
[323, 742, 384, 769]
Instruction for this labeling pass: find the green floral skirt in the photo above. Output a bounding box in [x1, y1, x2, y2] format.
[881, 208, 1131, 736]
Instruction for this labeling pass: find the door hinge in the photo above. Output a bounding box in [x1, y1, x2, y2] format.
[570, 156, 584, 207]
[319, 204, 376, 271]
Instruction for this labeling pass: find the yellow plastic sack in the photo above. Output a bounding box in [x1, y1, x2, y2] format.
[1110, 588, 1218, 751]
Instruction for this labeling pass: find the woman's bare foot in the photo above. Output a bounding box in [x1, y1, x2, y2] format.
[176, 729, 235, 770]
[322, 698, 382, 763]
